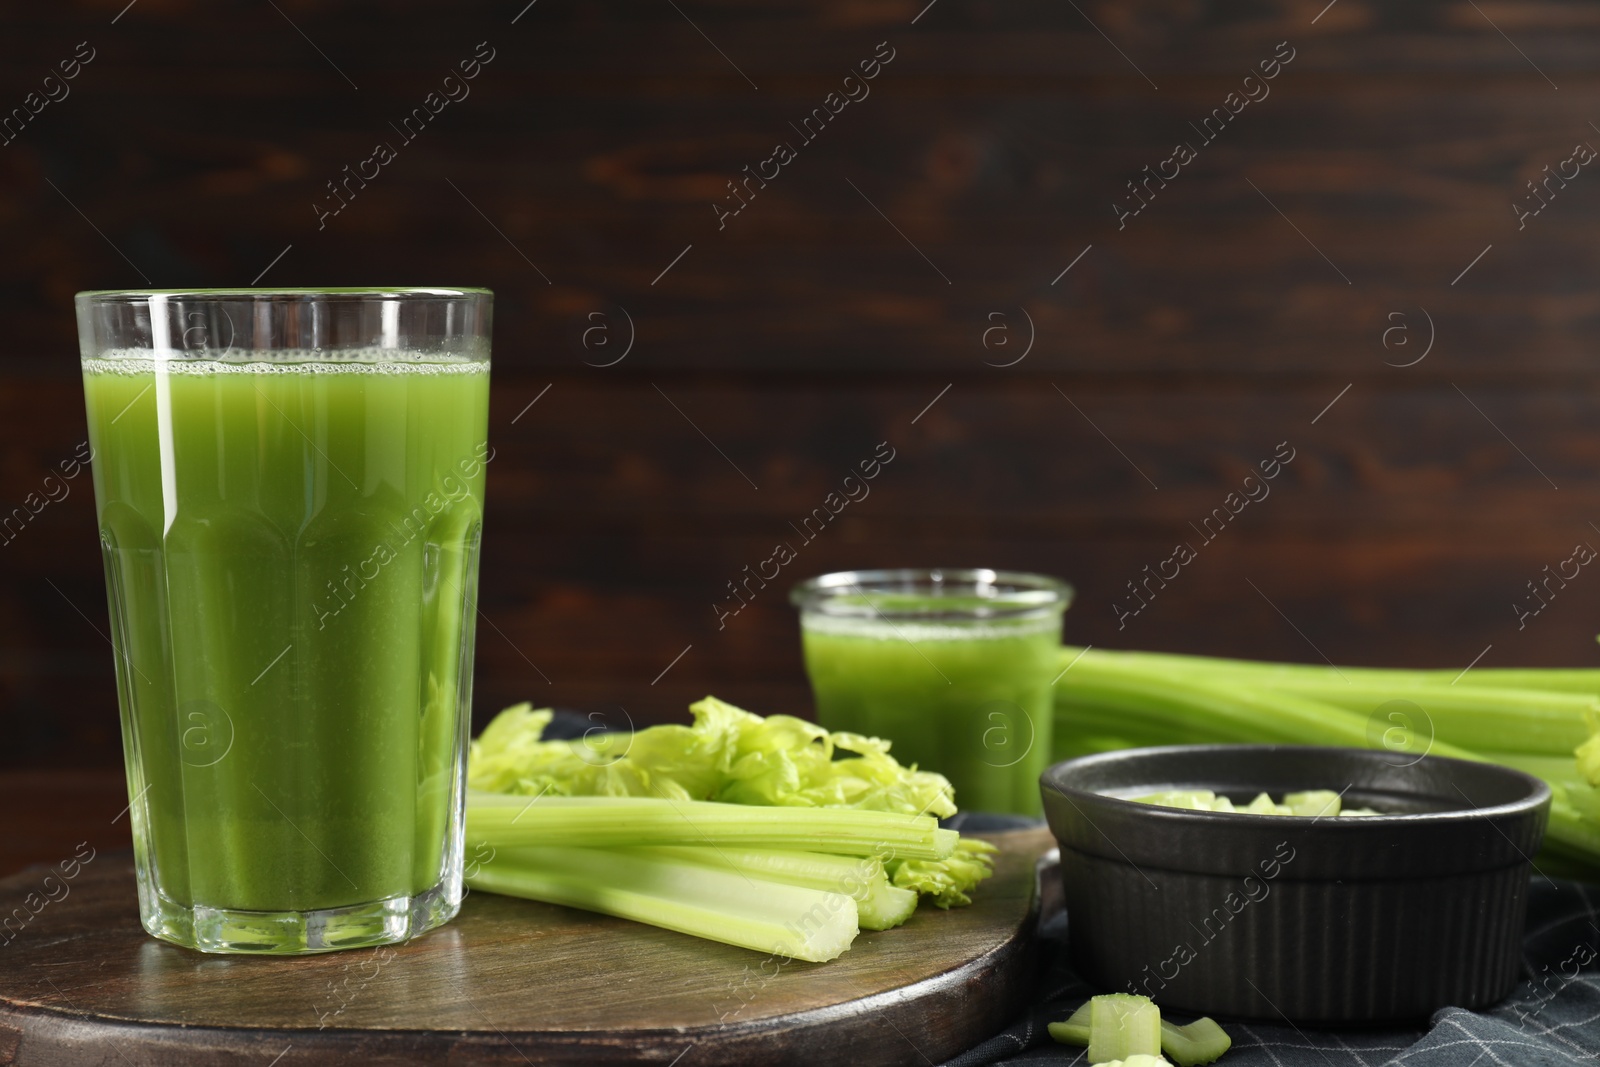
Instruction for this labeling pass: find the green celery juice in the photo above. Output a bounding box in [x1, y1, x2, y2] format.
[800, 608, 1061, 815]
[82, 355, 489, 919]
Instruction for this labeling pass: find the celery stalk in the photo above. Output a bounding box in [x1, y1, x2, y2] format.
[630, 846, 919, 930]
[1089, 994, 1163, 1063]
[1056, 658, 1439, 753]
[467, 793, 955, 860]
[1062, 646, 1600, 696]
[1161, 1017, 1232, 1066]
[1249, 679, 1594, 755]
[468, 846, 860, 962]
[1053, 648, 1600, 878]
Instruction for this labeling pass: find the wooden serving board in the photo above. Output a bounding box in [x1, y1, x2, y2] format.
[0, 829, 1054, 1067]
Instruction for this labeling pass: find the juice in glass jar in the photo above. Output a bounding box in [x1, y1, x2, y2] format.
[792, 571, 1070, 815]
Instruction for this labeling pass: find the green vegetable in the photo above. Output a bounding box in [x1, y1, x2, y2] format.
[468, 846, 859, 962]
[1089, 994, 1163, 1063]
[469, 696, 993, 904]
[1133, 789, 1375, 817]
[467, 792, 956, 860]
[1047, 1000, 1092, 1046]
[884, 837, 1000, 908]
[1244, 791, 1285, 815]
[1161, 1016, 1232, 1066]
[1284, 790, 1340, 817]
[1053, 646, 1600, 877]
[1095, 1058, 1173, 1067]
[630, 846, 919, 930]
[1579, 720, 1600, 787]
[464, 696, 998, 959]
[470, 696, 958, 817]
[1051, 998, 1228, 1066]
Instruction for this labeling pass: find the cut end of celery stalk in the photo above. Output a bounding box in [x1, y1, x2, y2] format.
[859, 883, 919, 930]
[1089, 994, 1162, 1064]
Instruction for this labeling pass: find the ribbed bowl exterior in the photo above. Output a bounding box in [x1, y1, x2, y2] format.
[1062, 848, 1531, 1023]
[1042, 745, 1550, 1024]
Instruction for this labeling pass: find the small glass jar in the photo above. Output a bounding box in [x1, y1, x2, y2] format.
[791, 569, 1072, 815]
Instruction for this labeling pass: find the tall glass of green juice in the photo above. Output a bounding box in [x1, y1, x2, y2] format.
[791, 569, 1071, 815]
[75, 288, 492, 954]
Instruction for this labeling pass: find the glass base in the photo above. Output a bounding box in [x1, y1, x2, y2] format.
[139, 877, 461, 955]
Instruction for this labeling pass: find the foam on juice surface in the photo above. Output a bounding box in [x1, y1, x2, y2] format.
[82, 350, 488, 377]
[799, 612, 1061, 642]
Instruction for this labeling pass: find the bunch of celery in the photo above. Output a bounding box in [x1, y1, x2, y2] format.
[1051, 646, 1600, 878]
[464, 697, 995, 962]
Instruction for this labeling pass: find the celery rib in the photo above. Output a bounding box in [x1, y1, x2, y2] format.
[628, 846, 919, 930]
[1054, 647, 1600, 879]
[1249, 679, 1594, 755]
[469, 846, 859, 962]
[467, 793, 954, 860]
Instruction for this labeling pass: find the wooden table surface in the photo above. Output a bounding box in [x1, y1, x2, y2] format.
[0, 826, 1056, 1067]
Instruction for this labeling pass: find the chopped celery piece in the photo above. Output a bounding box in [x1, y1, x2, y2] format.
[1047, 1000, 1092, 1046]
[1134, 790, 1217, 810]
[1160, 1016, 1232, 1066]
[1047, 1019, 1092, 1045]
[468, 845, 859, 962]
[467, 793, 954, 860]
[1053, 999, 1224, 1066]
[631, 846, 919, 930]
[1285, 790, 1340, 817]
[1098, 1057, 1173, 1067]
[1243, 792, 1280, 815]
[1136, 789, 1372, 817]
[1089, 994, 1162, 1063]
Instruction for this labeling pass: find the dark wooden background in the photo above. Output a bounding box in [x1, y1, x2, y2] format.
[4, 0, 1600, 826]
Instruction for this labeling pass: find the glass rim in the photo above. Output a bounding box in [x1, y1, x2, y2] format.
[76, 287, 492, 305]
[789, 567, 1073, 620]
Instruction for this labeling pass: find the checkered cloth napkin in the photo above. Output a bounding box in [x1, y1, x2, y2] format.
[942, 830, 1600, 1067]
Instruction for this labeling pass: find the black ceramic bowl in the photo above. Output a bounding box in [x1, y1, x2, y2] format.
[1040, 745, 1551, 1024]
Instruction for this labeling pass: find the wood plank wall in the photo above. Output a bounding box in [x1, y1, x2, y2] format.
[3, 0, 1600, 767]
